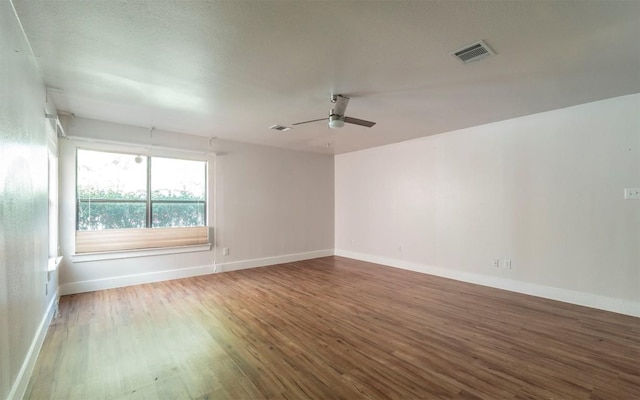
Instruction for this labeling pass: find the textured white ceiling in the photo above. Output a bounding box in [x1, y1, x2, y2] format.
[12, 0, 640, 154]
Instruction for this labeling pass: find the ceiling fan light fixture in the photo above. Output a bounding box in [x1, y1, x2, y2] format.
[329, 114, 344, 129]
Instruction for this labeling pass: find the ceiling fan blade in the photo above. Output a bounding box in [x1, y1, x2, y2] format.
[292, 117, 327, 126]
[344, 116, 376, 127]
[333, 94, 350, 117]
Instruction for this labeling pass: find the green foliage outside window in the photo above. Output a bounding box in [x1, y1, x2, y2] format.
[78, 188, 205, 230]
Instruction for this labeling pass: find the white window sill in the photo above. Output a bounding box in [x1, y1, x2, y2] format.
[72, 243, 212, 263]
[48, 256, 63, 272]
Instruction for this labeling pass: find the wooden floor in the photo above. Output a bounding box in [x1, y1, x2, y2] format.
[27, 256, 639, 399]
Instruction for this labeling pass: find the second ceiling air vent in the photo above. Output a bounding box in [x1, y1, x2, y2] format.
[452, 40, 496, 64]
[269, 124, 291, 132]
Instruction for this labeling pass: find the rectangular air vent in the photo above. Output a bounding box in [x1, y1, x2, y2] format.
[269, 124, 291, 132]
[452, 40, 495, 64]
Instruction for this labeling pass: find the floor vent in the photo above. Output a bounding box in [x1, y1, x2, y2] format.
[452, 40, 496, 64]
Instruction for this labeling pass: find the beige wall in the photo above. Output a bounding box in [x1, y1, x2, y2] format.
[1, 2, 58, 399]
[336, 94, 640, 316]
[57, 117, 334, 293]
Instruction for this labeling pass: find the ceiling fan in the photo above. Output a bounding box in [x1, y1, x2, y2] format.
[292, 94, 376, 129]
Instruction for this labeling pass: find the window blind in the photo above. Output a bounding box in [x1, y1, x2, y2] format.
[75, 226, 209, 254]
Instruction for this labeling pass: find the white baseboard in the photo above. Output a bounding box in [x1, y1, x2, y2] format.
[216, 249, 335, 272]
[335, 249, 640, 318]
[8, 290, 59, 400]
[59, 264, 215, 295]
[59, 249, 335, 295]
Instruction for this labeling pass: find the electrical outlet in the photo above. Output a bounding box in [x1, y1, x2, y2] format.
[223, 247, 229, 256]
[624, 188, 640, 200]
[493, 259, 500, 268]
[503, 259, 512, 269]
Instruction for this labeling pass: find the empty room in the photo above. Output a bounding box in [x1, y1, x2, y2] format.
[1, 1, 639, 399]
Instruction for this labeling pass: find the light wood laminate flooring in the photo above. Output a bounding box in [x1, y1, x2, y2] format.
[26, 256, 640, 399]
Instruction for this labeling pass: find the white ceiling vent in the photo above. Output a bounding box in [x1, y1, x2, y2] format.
[269, 124, 291, 132]
[452, 40, 496, 64]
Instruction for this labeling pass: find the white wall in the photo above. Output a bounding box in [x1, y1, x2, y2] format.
[214, 138, 335, 269]
[58, 117, 334, 294]
[0, 2, 59, 399]
[336, 94, 640, 316]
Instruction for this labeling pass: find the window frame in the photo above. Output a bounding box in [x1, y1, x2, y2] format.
[74, 147, 210, 254]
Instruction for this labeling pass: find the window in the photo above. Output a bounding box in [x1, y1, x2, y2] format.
[75, 149, 208, 253]
[150, 157, 207, 228]
[48, 147, 59, 257]
[47, 120, 61, 271]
